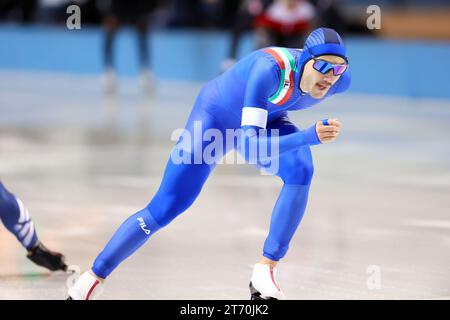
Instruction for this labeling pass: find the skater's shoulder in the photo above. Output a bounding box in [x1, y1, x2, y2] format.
[233, 49, 281, 78]
[258, 47, 300, 63]
[239, 47, 290, 69]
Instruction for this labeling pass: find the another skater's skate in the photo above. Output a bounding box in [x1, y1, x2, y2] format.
[67, 271, 104, 300]
[27, 241, 68, 272]
[249, 263, 285, 300]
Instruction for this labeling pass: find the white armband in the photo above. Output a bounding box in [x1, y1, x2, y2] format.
[241, 107, 268, 128]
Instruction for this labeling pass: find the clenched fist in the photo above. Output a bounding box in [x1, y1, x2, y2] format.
[316, 119, 342, 143]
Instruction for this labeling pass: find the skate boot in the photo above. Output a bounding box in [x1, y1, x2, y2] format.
[26, 241, 67, 272]
[67, 271, 104, 300]
[249, 263, 285, 300]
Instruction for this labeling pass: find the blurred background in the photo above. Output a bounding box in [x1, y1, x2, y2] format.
[0, 0, 449, 299]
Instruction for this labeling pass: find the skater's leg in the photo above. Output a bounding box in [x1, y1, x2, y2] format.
[135, 18, 149, 70]
[221, 13, 253, 72]
[103, 16, 117, 70]
[92, 159, 214, 279]
[248, 116, 314, 299]
[101, 15, 118, 93]
[261, 148, 313, 263]
[262, 117, 314, 262]
[0, 181, 38, 250]
[91, 105, 226, 280]
[135, 16, 155, 93]
[69, 159, 215, 299]
[0, 181, 67, 271]
[69, 100, 227, 298]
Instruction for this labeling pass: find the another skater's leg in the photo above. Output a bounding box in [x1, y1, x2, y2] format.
[0, 181, 38, 250]
[0, 181, 67, 271]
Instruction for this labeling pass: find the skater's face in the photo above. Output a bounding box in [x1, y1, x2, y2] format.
[301, 55, 347, 99]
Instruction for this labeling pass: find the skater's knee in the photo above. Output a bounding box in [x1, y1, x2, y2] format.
[146, 190, 196, 228]
[146, 155, 212, 228]
[278, 158, 314, 185]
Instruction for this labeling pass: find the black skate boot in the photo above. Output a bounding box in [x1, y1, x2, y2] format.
[27, 241, 68, 271]
[249, 282, 277, 300]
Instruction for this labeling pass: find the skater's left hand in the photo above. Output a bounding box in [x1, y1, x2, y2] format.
[316, 119, 342, 143]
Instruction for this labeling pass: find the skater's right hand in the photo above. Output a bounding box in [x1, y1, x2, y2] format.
[315, 119, 341, 143]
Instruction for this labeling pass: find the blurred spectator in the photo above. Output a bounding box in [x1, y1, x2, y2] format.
[311, 0, 346, 34]
[254, 0, 316, 49]
[221, 0, 273, 72]
[311, 0, 371, 35]
[0, 0, 38, 23]
[169, 0, 223, 29]
[96, 0, 158, 94]
[221, 0, 316, 72]
[37, 0, 75, 24]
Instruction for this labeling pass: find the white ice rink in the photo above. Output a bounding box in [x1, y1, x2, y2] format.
[0, 71, 449, 299]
